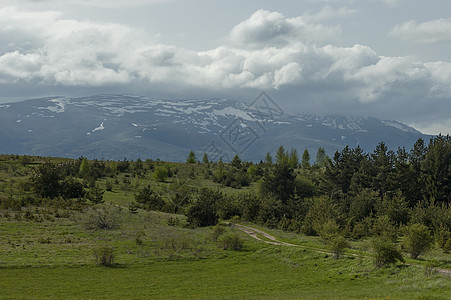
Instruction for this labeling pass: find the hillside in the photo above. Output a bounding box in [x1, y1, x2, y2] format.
[1, 153, 451, 299]
[0, 94, 430, 161]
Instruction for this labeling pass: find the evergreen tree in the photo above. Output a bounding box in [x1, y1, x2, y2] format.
[202, 153, 209, 164]
[186, 188, 222, 227]
[261, 160, 296, 203]
[371, 142, 395, 201]
[231, 154, 242, 169]
[275, 146, 288, 165]
[315, 147, 328, 168]
[422, 135, 451, 204]
[79, 158, 90, 178]
[186, 150, 197, 164]
[265, 152, 273, 165]
[301, 149, 310, 169]
[288, 148, 299, 169]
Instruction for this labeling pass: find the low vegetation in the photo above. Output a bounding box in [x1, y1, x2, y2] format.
[0, 135, 450, 298]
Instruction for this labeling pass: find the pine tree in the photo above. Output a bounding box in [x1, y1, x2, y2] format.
[275, 146, 288, 164]
[202, 153, 209, 164]
[315, 147, 328, 168]
[301, 149, 310, 169]
[231, 154, 242, 168]
[186, 150, 197, 164]
[79, 158, 90, 178]
[288, 148, 299, 169]
[265, 152, 273, 165]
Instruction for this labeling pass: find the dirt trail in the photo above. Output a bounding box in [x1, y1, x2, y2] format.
[232, 223, 451, 277]
[232, 223, 333, 255]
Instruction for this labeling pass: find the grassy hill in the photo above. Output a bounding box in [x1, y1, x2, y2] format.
[0, 154, 451, 299]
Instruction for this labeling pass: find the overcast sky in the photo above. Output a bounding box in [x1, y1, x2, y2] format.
[1, 0, 451, 134]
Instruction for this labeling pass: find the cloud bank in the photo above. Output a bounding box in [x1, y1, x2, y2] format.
[0, 6, 450, 133]
[390, 18, 451, 44]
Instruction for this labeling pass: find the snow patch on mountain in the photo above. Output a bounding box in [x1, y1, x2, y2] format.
[38, 98, 67, 113]
[92, 122, 105, 132]
[382, 120, 417, 133]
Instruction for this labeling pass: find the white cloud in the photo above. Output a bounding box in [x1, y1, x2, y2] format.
[390, 18, 451, 44]
[381, 0, 401, 6]
[18, 0, 172, 8]
[302, 5, 357, 23]
[0, 6, 450, 132]
[228, 9, 342, 48]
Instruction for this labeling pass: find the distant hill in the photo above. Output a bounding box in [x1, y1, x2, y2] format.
[0, 94, 431, 161]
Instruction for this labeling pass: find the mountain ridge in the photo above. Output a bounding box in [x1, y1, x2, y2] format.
[0, 94, 430, 161]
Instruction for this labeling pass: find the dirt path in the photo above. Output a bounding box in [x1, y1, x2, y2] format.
[232, 223, 335, 255]
[232, 223, 451, 277]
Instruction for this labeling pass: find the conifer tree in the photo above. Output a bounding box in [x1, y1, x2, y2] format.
[186, 150, 197, 164]
[265, 152, 273, 165]
[301, 149, 310, 169]
[202, 153, 209, 164]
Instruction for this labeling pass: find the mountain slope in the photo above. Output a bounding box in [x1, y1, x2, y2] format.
[0, 94, 430, 161]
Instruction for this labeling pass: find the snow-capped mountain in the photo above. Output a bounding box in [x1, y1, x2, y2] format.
[0, 94, 429, 161]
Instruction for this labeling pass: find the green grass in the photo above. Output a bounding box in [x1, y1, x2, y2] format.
[1, 244, 450, 299]
[1, 155, 451, 299]
[1, 208, 451, 299]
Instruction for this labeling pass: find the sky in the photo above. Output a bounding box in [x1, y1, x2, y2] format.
[1, 0, 451, 135]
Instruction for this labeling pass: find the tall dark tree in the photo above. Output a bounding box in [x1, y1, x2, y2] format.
[422, 135, 451, 203]
[231, 154, 242, 169]
[31, 161, 63, 199]
[325, 146, 365, 195]
[301, 149, 310, 169]
[371, 142, 395, 200]
[315, 147, 328, 168]
[275, 146, 288, 165]
[265, 152, 273, 165]
[261, 159, 296, 203]
[288, 148, 299, 169]
[186, 188, 223, 227]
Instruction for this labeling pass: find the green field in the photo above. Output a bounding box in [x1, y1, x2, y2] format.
[1, 208, 451, 299]
[1, 154, 451, 299]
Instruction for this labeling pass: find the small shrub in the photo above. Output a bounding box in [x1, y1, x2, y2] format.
[105, 180, 113, 191]
[371, 237, 404, 268]
[128, 201, 139, 214]
[402, 223, 433, 259]
[86, 207, 121, 230]
[212, 224, 226, 241]
[93, 246, 115, 266]
[424, 262, 438, 277]
[318, 220, 340, 244]
[167, 216, 182, 226]
[135, 231, 145, 246]
[218, 233, 243, 251]
[330, 236, 350, 259]
[152, 166, 168, 182]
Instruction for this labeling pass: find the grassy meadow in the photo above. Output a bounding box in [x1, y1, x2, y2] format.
[1, 154, 451, 299]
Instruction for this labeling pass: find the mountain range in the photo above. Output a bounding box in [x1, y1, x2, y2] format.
[0, 94, 431, 162]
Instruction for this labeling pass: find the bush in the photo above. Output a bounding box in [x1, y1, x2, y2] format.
[186, 188, 222, 227]
[318, 220, 340, 244]
[402, 223, 434, 259]
[93, 246, 115, 266]
[330, 236, 350, 259]
[371, 237, 404, 268]
[218, 233, 243, 251]
[153, 166, 168, 182]
[86, 207, 121, 230]
[212, 224, 227, 241]
[135, 185, 165, 211]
